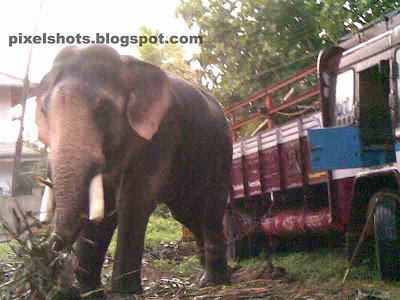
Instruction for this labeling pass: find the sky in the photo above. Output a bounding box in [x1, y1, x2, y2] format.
[1, 0, 199, 143]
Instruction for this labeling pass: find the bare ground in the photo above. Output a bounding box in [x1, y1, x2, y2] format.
[101, 241, 392, 300]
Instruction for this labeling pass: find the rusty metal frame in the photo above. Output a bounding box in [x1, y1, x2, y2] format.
[224, 66, 319, 141]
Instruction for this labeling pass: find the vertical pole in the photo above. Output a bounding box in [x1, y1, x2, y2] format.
[11, 0, 43, 196]
[11, 77, 30, 196]
[265, 94, 274, 129]
[231, 112, 237, 141]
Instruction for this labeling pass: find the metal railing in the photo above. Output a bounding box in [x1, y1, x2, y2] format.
[224, 66, 320, 141]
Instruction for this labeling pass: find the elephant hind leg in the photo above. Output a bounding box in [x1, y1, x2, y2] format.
[167, 159, 231, 286]
[168, 206, 206, 267]
[199, 197, 230, 286]
[197, 155, 231, 286]
[169, 196, 229, 286]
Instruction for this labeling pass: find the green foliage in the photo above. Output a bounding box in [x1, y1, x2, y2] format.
[0, 212, 78, 299]
[152, 203, 172, 218]
[108, 214, 182, 254]
[136, 26, 197, 84]
[177, 0, 400, 107]
[145, 214, 182, 248]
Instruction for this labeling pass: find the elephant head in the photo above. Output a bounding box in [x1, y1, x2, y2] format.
[36, 45, 172, 250]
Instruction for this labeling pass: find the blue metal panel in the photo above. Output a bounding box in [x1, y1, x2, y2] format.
[362, 146, 395, 166]
[309, 126, 395, 171]
[308, 126, 362, 171]
[393, 141, 400, 163]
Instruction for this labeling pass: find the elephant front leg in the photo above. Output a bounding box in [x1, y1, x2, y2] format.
[74, 185, 118, 298]
[74, 216, 117, 298]
[111, 208, 151, 295]
[110, 137, 174, 295]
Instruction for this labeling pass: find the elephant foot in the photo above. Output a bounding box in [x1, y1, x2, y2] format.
[199, 269, 230, 287]
[78, 286, 106, 299]
[108, 286, 144, 299]
[58, 284, 81, 300]
[107, 289, 143, 300]
[198, 252, 230, 287]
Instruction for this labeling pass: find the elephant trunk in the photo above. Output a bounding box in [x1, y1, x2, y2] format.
[45, 89, 106, 251]
[51, 148, 105, 251]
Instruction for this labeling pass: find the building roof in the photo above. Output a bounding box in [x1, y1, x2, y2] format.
[0, 142, 43, 161]
[0, 72, 39, 106]
[0, 72, 24, 85]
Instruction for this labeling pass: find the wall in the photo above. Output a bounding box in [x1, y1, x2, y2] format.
[0, 87, 12, 122]
[0, 188, 43, 233]
[0, 88, 15, 143]
[0, 161, 13, 192]
[0, 86, 22, 143]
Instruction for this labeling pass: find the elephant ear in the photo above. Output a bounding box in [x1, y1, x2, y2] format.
[121, 56, 172, 140]
[35, 72, 53, 146]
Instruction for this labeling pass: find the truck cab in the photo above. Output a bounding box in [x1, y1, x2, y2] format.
[306, 12, 400, 279]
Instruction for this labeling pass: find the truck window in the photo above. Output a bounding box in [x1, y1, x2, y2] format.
[358, 64, 392, 146]
[334, 69, 354, 127]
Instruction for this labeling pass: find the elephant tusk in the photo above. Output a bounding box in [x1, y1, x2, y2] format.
[39, 178, 55, 223]
[89, 174, 104, 222]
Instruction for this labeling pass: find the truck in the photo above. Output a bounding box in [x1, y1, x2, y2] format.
[224, 9, 400, 280]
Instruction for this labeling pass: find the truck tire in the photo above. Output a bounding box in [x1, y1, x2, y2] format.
[373, 190, 400, 280]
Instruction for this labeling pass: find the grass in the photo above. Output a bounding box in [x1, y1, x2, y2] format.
[144, 214, 182, 248]
[139, 214, 400, 297]
[0, 207, 183, 259]
[3, 209, 400, 299]
[0, 243, 11, 259]
[108, 208, 183, 254]
[236, 240, 400, 299]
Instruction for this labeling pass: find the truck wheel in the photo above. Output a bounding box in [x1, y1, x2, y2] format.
[373, 191, 400, 280]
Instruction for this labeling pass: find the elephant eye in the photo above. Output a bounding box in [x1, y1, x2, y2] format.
[94, 98, 117, 131]
[96, 98, 116, 113]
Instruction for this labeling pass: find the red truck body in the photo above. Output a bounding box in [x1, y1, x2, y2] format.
[224, 9, 400, 280]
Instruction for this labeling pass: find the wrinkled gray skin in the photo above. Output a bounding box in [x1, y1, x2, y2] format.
[35, 45, 232, 297]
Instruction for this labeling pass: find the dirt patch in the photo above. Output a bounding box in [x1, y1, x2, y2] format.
[102, 241, 299, 300]
[144, 240, 200, 262]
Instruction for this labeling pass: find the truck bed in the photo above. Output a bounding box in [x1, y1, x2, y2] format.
[229, 112, 326, 200]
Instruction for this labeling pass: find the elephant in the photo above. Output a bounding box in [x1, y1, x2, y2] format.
[35, 44, 233, 298]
